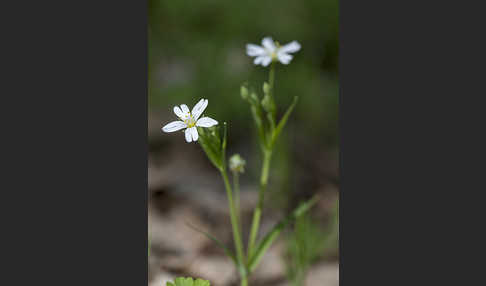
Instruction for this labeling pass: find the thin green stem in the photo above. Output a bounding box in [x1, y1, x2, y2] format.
[220, 169, 246, 275]
[268, 62, 276, 121]
[269, 62, 275, 98]
[247, 149, 272, 259]
[247, 62, 277, 260]
[233, 172, 242, 236]
[241, 275, 248, 286]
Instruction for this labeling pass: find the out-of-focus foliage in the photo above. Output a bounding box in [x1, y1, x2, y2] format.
[285, 200, 339, 286]
[148, 0, 339, 146]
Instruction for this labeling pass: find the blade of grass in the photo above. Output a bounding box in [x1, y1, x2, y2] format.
[186, 222, 238, 265]
[247, 195, 319, 273]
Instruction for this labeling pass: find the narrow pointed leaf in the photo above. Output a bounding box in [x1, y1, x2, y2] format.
[271, 96, 298, 146]
[186, 222, 238, 265]
[247, 195, 319, 273]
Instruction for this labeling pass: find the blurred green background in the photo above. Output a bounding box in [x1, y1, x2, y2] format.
[149, 0, 338, 147]
[148, 0, 339, 285]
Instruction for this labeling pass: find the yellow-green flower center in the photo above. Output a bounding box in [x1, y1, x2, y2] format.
[184, 115, 196, 128]
[271, 41, 281, 60]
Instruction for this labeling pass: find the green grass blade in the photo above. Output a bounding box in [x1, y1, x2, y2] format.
[247, 195, 319, 273]
[186, 222, 238, 265]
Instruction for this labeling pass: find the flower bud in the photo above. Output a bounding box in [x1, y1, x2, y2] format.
[249, 91, 260, 104]
[229, 154, 246, 174]
[263, 82, 270, 95]
[240, 85, 249, 100]
[261, 94, 276, 114]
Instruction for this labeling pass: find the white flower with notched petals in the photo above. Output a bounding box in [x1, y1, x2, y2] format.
[162, 98, 218, 143]
[246, 37, 301, 67]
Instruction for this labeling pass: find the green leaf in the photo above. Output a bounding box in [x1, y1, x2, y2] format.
[167, 277, 210, 286]
[198, 127, 223, 171]
[247, 195, 319, 273]
[271, 96, 298, 146]
[186, 222, 238, 265]
[194, 279, 211, 286]
[175, 277, 193, 286]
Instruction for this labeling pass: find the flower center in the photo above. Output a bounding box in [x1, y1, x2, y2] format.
[271, 41, 280, 60]
[184, 115, 196, 128]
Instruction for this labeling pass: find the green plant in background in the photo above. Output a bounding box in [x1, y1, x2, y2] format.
[166, 277, 210, 286]
[161, 37, 318, 286]
[286, 214, 324, 286]
[285, 199, 339, 286]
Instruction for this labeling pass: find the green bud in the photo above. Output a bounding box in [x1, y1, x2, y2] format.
[261, 94, 275, 114]
[240, 85, 249, 100]
[263, 82, 270, 95]
[250, 91, 259, 104]
[229, 154, 246, 174]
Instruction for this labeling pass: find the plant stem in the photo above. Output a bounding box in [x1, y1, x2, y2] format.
[241, 275, 248, 286]
[269, 62, 275, 98]
[233, 172, 242, 235]
[233, 172, 247, 286]
[247, 61, 277, 259]
[247, 149, 272, 258]
[220, 169, 246, 276]
[268, 62, 276, 121]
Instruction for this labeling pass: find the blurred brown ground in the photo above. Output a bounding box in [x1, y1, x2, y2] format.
[148, 112, 339, 286]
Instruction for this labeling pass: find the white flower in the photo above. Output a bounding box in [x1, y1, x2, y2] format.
[246, 37, 301, 66]
[162, 98, 218, 143]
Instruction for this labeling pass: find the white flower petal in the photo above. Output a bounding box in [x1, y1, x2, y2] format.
[261, 56, 273, 67]
[279, 41, 301, 54]
[189, 127, 198, 141]
[162, 121, 187, 133]
[173, 106, 184, 118]
[254, 55, 272, 66]
[254, 56, 264, 65]
[192, 98, 208, 120]
[185, 128, 192, 142]
[246, 44, 266, 57]
[180, 104, 190, 114]
[196, 117, 218, 128]
[262, 37, 276, 52]
[277, 52, 293, 64]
